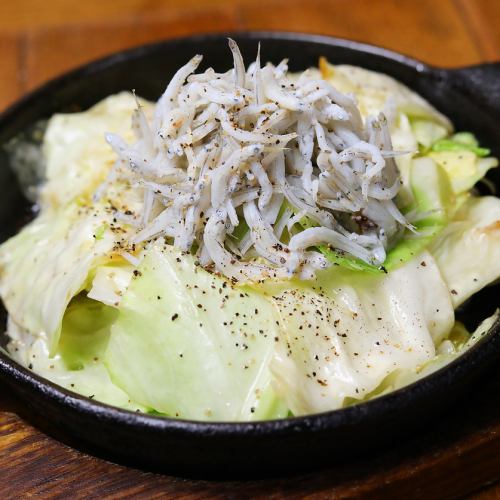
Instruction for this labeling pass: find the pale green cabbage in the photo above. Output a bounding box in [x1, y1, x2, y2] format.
[105, 242, 287, 421]
[2, 65, 499, 421]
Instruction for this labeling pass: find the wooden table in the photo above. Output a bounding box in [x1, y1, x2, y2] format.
[1, 0, 500, 497]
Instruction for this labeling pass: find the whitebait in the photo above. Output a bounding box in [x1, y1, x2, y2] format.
[101, 40, 408, 281]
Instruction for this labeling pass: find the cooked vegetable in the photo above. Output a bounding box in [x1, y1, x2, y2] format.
[7, 297, 144, 412]
[430, 196, 500, 307]
[431, 133, 490, 157]
[270, 251, 453, 415]
[428, 150, 497, 194]
[2, 41, 499, 421]
[0, 205, 119, 354]
[105, 242, 287, 421]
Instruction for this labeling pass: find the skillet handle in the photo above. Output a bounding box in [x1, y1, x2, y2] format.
[444, 63, 500, 121]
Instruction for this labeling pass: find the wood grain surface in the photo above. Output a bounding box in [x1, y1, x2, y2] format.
[1, 1, 500, 497]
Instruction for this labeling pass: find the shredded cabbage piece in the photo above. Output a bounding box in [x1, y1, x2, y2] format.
[2, 45, 500, 423]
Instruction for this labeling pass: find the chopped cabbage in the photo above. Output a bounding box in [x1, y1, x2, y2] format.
[362, 310, 499, 400]
[411, 119, 448, 149]
[431, 133, 490, 157]
[105, 242, 287, 421]
[0, 94, 144, 355]
[42, 93, 152, 208]
[58, 296, 117, 370]
[87, 264, 134, 308]
[7, 298, 145, 411]
[270, 252, 453, 415]
[428, 151, 497, 194]
[430, 196, 500, 307]
[383, 156, 453, 269]
[1, 58, 499, 422]
[0, 205, 117, 354]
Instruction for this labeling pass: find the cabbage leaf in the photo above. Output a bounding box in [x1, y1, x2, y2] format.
[270, 252, 454, 415]
[7, 298, 144, 411]
[430, 196, 500, 307]
[42, 92, 152, 208]
[0, 205, 117, 354]
[105, 242, 288, 421]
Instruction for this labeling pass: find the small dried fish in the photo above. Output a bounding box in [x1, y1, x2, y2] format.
[100, 40, 407, 281]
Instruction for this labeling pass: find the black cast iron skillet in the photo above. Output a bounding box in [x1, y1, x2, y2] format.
[0, 32, 499, 478]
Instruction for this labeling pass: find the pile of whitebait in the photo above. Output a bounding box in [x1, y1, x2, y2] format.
[102, 40, 409, 281]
